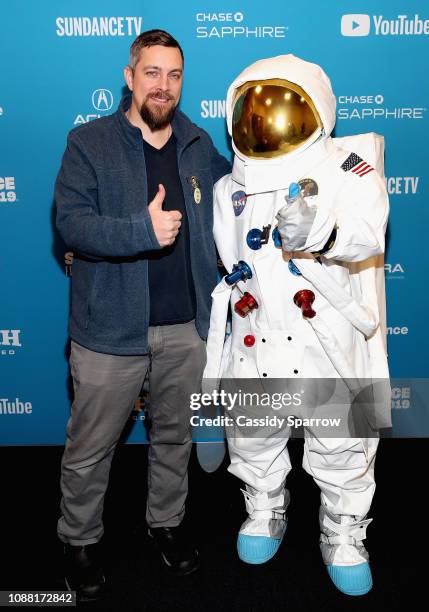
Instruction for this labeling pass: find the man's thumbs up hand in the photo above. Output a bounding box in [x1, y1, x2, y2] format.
[148, 184, 182, 247]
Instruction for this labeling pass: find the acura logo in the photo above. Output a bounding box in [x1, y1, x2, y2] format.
[92, 89, 113, 111]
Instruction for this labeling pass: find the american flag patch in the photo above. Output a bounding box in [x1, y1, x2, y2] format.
[341, 153, 374, 177]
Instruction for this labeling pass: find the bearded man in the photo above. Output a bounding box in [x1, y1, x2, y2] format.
[55, 29, 230, 601]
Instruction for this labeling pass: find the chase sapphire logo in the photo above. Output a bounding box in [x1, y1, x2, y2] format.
[232, 190, 247, 216]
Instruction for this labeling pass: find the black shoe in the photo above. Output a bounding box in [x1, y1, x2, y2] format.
[148, 526, 200, 576]
[64, 543, 106, 601]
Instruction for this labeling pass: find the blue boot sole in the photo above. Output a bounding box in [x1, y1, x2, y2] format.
[326, 562, 373, 596]
[237, 523, 287, 564]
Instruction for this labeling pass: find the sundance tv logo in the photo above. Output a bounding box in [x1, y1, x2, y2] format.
[342, 13, 429, 36]
[56, 16, 142, 37]
[386, 176, 419, 195]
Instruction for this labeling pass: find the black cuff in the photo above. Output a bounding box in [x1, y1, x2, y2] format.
[312, 226, 337, 258]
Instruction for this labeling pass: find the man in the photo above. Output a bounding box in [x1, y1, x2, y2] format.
[55, 29, 230, 600]
[203, 54, 389, 596]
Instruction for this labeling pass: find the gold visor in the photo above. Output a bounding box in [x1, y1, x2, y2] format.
[232, 78, 323, 159]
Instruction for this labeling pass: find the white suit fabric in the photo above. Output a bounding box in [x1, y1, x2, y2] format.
[204, 55, 389, 566]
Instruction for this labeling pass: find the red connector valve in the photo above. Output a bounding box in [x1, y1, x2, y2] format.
[294, 289, 316, 318]
[234, 292, 259, 318]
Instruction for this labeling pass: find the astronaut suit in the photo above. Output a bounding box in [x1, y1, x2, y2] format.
[203, 55, 390, 596]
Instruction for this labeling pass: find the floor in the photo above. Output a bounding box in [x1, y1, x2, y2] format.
[0, 439, 424, 610]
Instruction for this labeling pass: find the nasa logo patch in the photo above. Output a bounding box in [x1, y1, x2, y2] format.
[231, 190, 247, 216]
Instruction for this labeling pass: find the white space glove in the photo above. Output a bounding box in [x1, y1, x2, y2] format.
[276, 183, 317, 252]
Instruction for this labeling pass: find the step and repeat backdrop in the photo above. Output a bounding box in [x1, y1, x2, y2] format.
[1, 1, 428, 444]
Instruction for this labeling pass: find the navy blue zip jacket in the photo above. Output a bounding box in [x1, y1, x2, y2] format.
[55, 95, 231, 355]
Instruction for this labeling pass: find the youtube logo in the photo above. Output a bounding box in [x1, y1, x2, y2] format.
[341, 14, 371, 36]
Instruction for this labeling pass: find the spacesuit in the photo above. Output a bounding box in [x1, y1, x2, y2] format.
[203, 55, 390, 596]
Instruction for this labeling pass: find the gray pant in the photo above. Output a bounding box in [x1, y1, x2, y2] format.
[58, 321, 206, 545]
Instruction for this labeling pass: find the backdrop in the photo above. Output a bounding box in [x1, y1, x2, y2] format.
[1, 0, 428, 444]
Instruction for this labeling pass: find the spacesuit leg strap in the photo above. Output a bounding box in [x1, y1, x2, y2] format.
[241, 488, 289, 520]
[320, 508, 372, 546]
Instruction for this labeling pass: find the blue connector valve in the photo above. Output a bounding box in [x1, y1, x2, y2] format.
[225, 261, 253, 286]
[246, 225, 271, 251]
[247, 228, 263, 251]
[272, 227, 282, 248]
[287, 182, 301, 200]
[288, 260, 302, 276]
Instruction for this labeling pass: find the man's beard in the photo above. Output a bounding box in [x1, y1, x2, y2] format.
[139, 90, 176, 131]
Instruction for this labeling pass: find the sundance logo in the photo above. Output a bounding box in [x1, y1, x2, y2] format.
[201, 99, 227, 119]
[387, 326, 408, 335]
[56, 16, 142, 37]
[342, 13, 429, 36]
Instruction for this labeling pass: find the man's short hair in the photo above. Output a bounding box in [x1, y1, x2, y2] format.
[129, 29, 184, 70]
